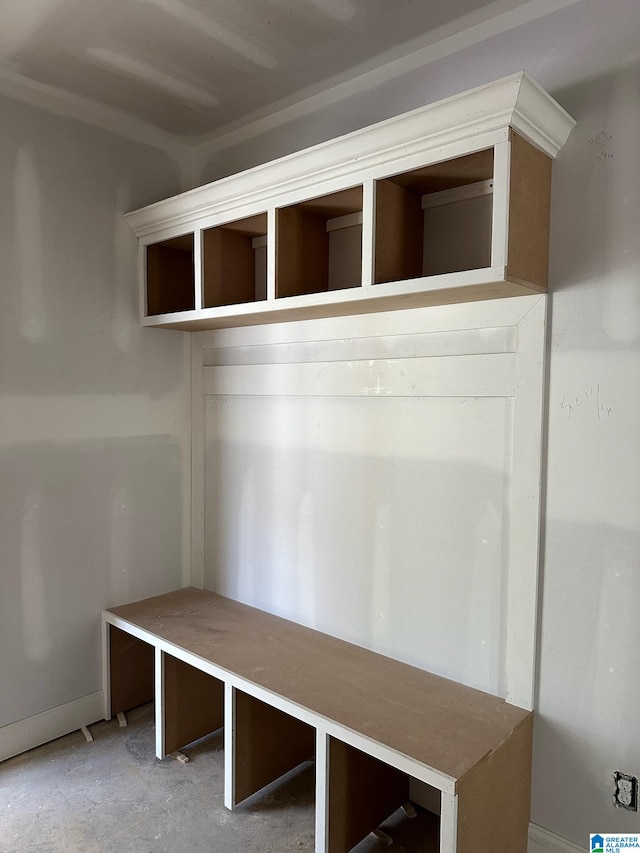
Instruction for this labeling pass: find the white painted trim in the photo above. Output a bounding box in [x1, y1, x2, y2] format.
[326, 211, 363, 232]
[266, 208, 277, 302]
[155, 648, 165, 759]
[421, 179, 493, 209]
[506, 295, 547, 709]
[190, 336, 205, 589]
[202, 353, 515, 399]
[139, 265, 515, 330]
[0, 692, 104, 763]
[361, 180, 375, 288]
[491, 140, 511, 269]
[224, 684, 236, 810]
[127, 73, 574, 241]
[440, 791, 459, 853]
[193, 230, 203, 312]
[194, 294, 541, 350]
[528, 823, 584, 853]
[101, 614, 111, 722]
[315, 730, 330, 853]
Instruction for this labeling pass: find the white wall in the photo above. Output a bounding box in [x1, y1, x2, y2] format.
[0, 97, 191, 732]
[194, 0, 640, 844]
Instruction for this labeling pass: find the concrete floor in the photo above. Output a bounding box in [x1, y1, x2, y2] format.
[0, 704, 437, 852]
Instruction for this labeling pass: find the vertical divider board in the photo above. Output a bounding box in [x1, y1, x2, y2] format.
[373, 178, 423, 284]
[232, 690, 315, 806]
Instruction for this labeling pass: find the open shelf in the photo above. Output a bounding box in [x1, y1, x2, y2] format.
[203, 213, 268, 308]
[146, 234, 195, 315]
[276, 186, 363, 298]
[130, 74, 575, 331]
[374, 149, 494, 284]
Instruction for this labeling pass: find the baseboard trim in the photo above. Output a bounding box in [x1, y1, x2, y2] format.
[529, 823, 584, 853]
[0, 691, 104, 763]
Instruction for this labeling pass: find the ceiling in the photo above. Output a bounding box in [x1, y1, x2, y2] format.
[0, 0, 550, 144]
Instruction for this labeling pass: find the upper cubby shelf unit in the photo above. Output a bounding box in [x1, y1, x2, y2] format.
[126, 72, 575, 331]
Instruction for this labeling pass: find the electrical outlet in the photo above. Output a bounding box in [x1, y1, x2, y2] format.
[613, 771, 638, 811]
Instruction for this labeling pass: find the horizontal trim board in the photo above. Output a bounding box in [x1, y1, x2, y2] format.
[203, 326, 516, 367]
[142, 269, 543, 331]
[0, 692, 104, 763]
[202, 353, 515, 398]
[194, 294, 543, 350]
[326, 211, 363, 232]
[421, 179, 494, 209]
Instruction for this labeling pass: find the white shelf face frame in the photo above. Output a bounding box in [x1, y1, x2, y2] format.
[129, 72, 574, 330]
[133, 137, 530, 329]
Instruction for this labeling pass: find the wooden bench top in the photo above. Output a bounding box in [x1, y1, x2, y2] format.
[107, 587, 530, 785]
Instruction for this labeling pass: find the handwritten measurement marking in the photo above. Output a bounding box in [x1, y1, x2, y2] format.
[561, 383, 612, 420]
[587, 130, 614, 163]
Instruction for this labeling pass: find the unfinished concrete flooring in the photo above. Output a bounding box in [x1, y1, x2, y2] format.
[0, 703, 437, 852]
[0, 704, 314, 853]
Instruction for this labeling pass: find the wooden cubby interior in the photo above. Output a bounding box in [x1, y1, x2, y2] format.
[146, 234, 195, 315]
[163, 654, 224, 755]
[233, 691, 315, 806]
[203, 213, 268, 308]
[276, 186, 363, 298]
[374, 148, 494, 284]
[108, 625, 154, 717]
[329, 738, 440, 852]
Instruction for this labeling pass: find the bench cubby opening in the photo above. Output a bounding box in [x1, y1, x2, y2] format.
[232, 690, 315, 807]
[327, 737, 440, 852]
[107, 624, 154, 717]
[276, 186, 363, 298]
[374, 149, 494, 285]
[146, 234, 195, 315]
[203, 213, 268, 308]
[162, 653, 224, 755]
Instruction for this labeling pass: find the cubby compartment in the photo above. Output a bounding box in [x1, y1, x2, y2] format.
[162, 653, 224, 755]
[146, 234, 195, 315]
[232, 691, 315, 806]
[203, 213, 268, 307]
[276, 186, 363, 298]
[374, 149, 494, 285]
[327, 738, 440, 852]
[108, 625, 154, 717]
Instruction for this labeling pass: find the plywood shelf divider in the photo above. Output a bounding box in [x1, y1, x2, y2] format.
[128, 72, 574, 330]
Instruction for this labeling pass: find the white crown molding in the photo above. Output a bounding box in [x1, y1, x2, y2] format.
[0, 691, 104, 763]
[125, 72, 575, 240]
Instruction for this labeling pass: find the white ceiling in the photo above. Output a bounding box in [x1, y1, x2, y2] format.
[0, 0, 567, 145]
